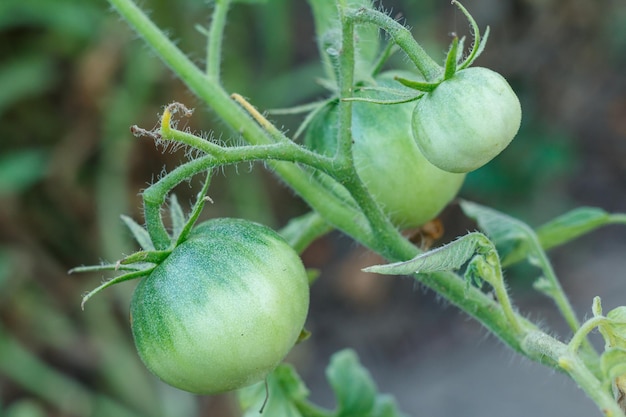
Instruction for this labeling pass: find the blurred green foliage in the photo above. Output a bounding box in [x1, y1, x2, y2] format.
[0, 0, 624, 416]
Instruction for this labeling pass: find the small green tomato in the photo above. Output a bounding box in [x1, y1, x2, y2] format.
[306, 73, 465, 229]
[130, 218, 309, 394]
[411, 67, 522, 173]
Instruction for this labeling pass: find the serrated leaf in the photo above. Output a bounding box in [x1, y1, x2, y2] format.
[460, 200, 531, 246]
[363, 232, 491, 276]
[535, 207, 610, 250]
[460, 200, 547, 269]
[239, 350, 406, 417]
[238, 364, 308, 417]
[327, 349, 377, 415]
[327, 349, 407, 417]
[120, 215, 154, 251]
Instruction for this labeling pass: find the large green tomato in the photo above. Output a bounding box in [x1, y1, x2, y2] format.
[130, 218, 309, 394]
[306, 74, 465, 229]
[411, 67, 522, 173]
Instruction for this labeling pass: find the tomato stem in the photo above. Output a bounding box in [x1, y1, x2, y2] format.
[346, 7, 442, 81]
[206, 0, 231, 81]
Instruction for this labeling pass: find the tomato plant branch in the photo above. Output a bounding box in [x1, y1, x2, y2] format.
[421, 269, 621, 415]
[334, 5, 420, 262]
[159, 120, 336, 172]
[569, 316, 606, 354]
[470, 252, 523, 335]
[522, 331, 625, 417]
[206, 0, 231, 81]
[528, 232, 598, 359]
[107, 0, 384, 253]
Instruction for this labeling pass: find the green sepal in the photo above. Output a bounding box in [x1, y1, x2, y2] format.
[393, 76, 439, 93]
[119, 249, 171, 265]
[453, 0, 488, 70]
[296, 329, 311, 344]
[79, 267, 155, 309]
[343, 86, 421, 105]
[173, 172, 212, 246]
[121, 215, 154, 251]
[443, 36, 459, 80]
[169, 193, 186, 242]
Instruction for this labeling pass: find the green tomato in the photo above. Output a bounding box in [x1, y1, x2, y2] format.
[130, 218, 309, 394]
[411, 67, 522, 173]
[306, 74, 465, 229]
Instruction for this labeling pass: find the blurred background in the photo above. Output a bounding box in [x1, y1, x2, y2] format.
[0, 0, 625, 416]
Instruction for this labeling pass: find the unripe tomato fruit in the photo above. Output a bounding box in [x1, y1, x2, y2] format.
[130, 218, 309, 394]
[306, 73, 465, 229]
[411, 67, 522, 173]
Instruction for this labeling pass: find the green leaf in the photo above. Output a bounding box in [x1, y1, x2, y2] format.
[238, 364, 309, 417]
[460, 200, 531, 247]
[327, 349, 377, 415]
[238, 350, 406, 417]
[535, 207, 611, 250]
[460, 200, 548, 269]
[363, 232, 492, 276]
[328, 349, 407, 417]
[473, 203, 626, 266]
[120, 215, 155, 251]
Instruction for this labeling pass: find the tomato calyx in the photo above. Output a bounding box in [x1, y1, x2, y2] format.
[70, 173, 213, 309]
[394, 1, 490, 94]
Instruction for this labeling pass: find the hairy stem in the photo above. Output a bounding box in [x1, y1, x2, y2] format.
[206, 0, 231, 80]
[522, 331, 624, 417]
[108, 0, 379, 251]
[346, 7, 442, 81]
